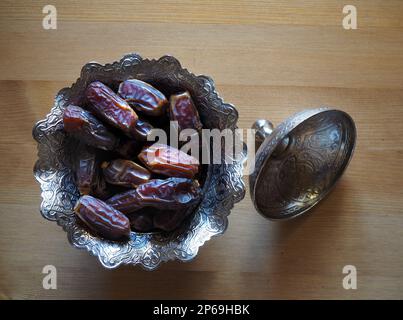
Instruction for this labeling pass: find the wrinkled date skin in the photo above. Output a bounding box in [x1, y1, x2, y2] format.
[63, 79, 208, 240]
[169, 91, 202, 132]
[153, 210, 187, 232]
[74, 144, 96, 195]
[106, 177, 201, 214]
[86, 81, 138, 137]
[102, 159, 151, 188]
[138, 143, 199, 179]
[63, 105, 119, 151]
[118, 79, 168, 116]
[74, 195, 131, 240]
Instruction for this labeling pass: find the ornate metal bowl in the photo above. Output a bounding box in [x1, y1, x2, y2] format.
[33, 54, 246, 270]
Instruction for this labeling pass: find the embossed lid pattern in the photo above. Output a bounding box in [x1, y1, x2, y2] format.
[250, 108, 356, 220]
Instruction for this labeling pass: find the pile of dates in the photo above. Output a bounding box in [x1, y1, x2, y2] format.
[63, 79, 204, 241]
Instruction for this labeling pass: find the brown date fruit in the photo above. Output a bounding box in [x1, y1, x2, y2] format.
[118, 79, 168, 116]
[86, 81, 138, 137]
[153, 210, 187, 232]
[169, 91, 202, 132]
[113, 137, 141, 159]
[101, 159, 151, 188]
[89, 170, 113, 200]
[63, 105, 119, 151]
[128, 212, 154, 232]
[106, 177, 201, 214]
[74, 195, 130, 240]
[74, 144, 96, 195]
[132, 118, 154, 141]
[138, 143, 199, 179]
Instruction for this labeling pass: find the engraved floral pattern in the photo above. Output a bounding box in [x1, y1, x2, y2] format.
[249, 108, 355, 220]
[33, 54, 246, 270]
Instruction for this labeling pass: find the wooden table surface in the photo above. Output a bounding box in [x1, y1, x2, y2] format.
[1, 0, 403, 299]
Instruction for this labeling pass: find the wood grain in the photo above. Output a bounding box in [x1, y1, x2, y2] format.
[0, 1, 402, 299]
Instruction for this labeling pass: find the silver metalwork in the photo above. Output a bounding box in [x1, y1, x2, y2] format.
[33, 54, 246, 270]
[252, 119, 274, 150]
[250, 108, 356, 220]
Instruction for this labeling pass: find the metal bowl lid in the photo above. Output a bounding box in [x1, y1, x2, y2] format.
[249, 108, 356, 220]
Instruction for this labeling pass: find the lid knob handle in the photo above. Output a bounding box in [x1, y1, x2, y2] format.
[252, 119, 289, 157]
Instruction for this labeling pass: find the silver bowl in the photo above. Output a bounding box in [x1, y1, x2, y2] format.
[33, 54, 246, 270]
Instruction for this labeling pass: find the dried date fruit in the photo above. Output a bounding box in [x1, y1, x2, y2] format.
[153, 210, 187, 232]
[89, 171, 113, 200]
[138, 143, 199, 179]
[169, 91, 202, 132]
[86, 81, 138, 137]
[74, 195, 130, 240]
[74, 144, 96, 195]
[118, 79, 168, 116]
[106, 177, 201, 214]
[101, 159, 151, 188]
[128, 212, 154, 232]
[63, 105, 119, 150]
[113, 137, 141, 159]
[133, 118, 154, 141]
